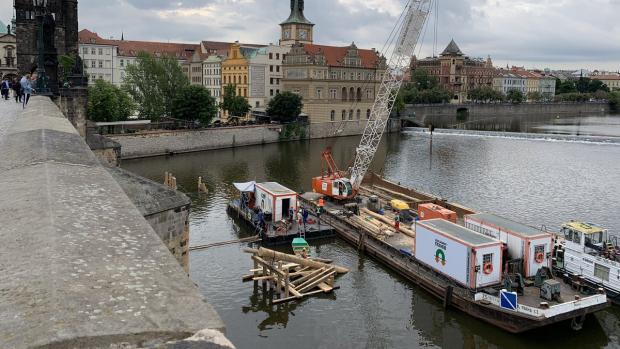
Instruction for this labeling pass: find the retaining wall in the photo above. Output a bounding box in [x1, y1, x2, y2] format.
[0, 97, 232, 349]
[109, 119, 401, 159]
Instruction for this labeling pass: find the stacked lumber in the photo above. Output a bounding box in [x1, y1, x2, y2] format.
[361, 208, 415, 238]
[242, 247, 347, 304]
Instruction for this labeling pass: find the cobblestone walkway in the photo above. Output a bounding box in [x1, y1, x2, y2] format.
[0, 96, 21, 141]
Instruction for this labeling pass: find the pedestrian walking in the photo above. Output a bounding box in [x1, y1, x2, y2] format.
[0, 78, 10, 100]
[20, 74, 34, 108]
[12, 78, 22, 103]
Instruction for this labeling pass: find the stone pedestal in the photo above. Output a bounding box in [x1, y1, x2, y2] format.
[58, 86, 87, 137]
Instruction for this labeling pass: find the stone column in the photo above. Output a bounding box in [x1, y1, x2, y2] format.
[59, 86, 88, 137]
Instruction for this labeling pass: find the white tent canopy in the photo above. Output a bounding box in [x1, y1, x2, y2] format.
[233, 181, 256, 192]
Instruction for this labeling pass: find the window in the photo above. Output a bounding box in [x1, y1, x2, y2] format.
[330, 110, 335, 121]
[270, 65, 274, 72]
[594, 263, 610, 282]
[483, 253, 493, 265]
[276, 66, 280, 73]
[98, 48, 103, 55]
[83, 60, 88, 68]
[270, 89, 274, 96]
[256, 101, 260, 107]
[269, 53, 273, 59]
[331, 72, 337, 79]
[244, 76, 247, 84]
[573, 231, 581, 244]
[366, 89, 372, 99]
[83, 47, 88, 55]
[341, 87, 347, 101]
[316, 89, 322, 99]
[276, 89, 280, 94]
[366, 109, 371, 119]
[276, 53, 280, 60]
[349, 109, 353, 120]
[270, 78, 274, 84]
[120, 59, 124, 67]
[330, 89, 337, 99]
[357, 73, 361, 80]
[356, 109, 361, 120]
[91, 60, 96, 68]
[91, 48, 96, 55]
[341, 110, 346, 120]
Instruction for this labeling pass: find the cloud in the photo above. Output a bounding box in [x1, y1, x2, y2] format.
[0, 0, 617, 70]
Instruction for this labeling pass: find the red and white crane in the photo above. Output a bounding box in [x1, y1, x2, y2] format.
[312, 0, 433, 199]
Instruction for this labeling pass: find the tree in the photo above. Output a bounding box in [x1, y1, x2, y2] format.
[123, 52, 189, 120]
[556, 79, 577, 94]
[172, 85, 218, 125]
[527, 91, 543, 102]
[411, 68, 439, 90]
[221, 84, 250, 117]
[609, 91, 620, 112]
[468, 86, 504, 103]
[267, 91, 303, 122]
[58, 54, 76, 85]
[589, 79, 610, 93]
[506, 89, 524, 104]
[87, 79, 135, 122]
[398, 82, 451, 104]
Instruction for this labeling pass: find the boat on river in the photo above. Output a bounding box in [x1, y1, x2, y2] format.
[295, 172, 609, 333]
[554, 221, 620, 304]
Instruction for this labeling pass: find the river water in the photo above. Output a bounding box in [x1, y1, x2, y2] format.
[123, 114, 620, 349]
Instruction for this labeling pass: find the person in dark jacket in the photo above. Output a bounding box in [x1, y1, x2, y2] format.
[12, 78, 22, 103]
[0, 78, 9, 100]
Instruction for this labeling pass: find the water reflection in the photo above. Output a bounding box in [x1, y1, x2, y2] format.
[123, 116, 620, 349]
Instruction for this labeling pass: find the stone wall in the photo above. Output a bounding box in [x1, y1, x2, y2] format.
[109, 120, 401, 159]
[403, 102, 610, 127]
[55, 87, 88, 137]
[145, 207, 190, 272]
[0, 96, 231, 349]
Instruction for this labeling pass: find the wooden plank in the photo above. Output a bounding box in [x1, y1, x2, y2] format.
[272, 289, 326, 305]
[317, 282, 333, 292]
[298, 269, 336, 293]
[292, 268, 326, 286]
[256, 247, 349, 274]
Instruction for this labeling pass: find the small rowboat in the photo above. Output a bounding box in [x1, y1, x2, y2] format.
[292, 237, 310, 257]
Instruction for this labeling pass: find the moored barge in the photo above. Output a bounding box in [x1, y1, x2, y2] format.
[297, 172, 609, 333]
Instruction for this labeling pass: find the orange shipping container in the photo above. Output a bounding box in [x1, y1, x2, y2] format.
[418, 203, 457, 223]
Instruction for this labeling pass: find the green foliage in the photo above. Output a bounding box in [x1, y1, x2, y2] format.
[221, 84, 250, 117]
[553, 93, 592, 102]
[58, 54, 76, 84]
[399, 83, 452, 104]
[506, 89, 524, 104]
[469, 86, 505, 103]
[558, 77, 610, 95]
[608, 91, 620, 112]
[172, 85, 218, 125]
[267, 91, 303, 122]
[411, 68, 439, 90]
[122, 52, 189, 120]
[279, 122, 308, 140]
[87, 79, 135, 122]
[527, 91, 543, 102]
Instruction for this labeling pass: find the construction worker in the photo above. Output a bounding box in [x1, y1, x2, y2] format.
[394, 214, 401, 230]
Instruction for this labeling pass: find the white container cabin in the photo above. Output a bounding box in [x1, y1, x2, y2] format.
[560, 221, 620, 296]
[415, 219, 503, 289]
[464, 213, 552, 278]
[255, 182, 298, 222]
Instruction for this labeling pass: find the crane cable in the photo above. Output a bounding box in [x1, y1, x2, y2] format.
[326, 0, 414, 149]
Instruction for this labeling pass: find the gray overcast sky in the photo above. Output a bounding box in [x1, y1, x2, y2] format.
[2, 0, 619, 70]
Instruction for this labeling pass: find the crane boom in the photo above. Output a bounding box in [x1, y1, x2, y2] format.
[349, 0, 432, 189]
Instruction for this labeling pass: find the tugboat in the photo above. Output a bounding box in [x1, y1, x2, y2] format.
[554, 221, 620, 304]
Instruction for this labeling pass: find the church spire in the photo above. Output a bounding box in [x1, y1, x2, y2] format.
[281, 0, 313, 25]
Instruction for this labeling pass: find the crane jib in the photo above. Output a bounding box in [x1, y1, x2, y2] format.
[348, 0, 432, 190]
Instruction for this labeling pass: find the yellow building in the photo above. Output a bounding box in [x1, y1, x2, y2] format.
[221, 42, 249, 98]
[591, 75, 620, 91]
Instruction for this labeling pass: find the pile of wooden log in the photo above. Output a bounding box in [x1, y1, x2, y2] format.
[242, 247, 348, 304]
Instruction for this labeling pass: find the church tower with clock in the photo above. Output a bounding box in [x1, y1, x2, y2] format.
[280, 0, 314, 46]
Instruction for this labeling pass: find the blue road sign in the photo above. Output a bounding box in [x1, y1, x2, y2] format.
[500, 290, 518, 311]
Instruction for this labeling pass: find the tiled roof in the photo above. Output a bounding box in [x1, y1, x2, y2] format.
[440, 39, 463, 56]
[592, 75, 620, 80]
[302, 43, 381, 69]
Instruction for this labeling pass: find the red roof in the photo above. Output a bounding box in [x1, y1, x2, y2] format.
[79, 29, 200, 60]
[302, 43, 381, 69]
[592, 75, 620, 80]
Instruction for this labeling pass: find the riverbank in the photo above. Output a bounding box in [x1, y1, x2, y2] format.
[108, 119, 400, 159]
[403, 101, 610, 127]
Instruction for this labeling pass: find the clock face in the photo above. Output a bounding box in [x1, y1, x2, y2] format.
[299, 29, 307, 40]
[284, 30, 291, 39]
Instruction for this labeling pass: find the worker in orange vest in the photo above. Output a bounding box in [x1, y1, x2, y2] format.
[318, 197, 325, 207]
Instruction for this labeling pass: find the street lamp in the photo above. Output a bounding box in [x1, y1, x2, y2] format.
[33, 0, 51, 95]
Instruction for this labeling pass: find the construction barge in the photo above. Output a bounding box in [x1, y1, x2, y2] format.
[296, 172, 609, 333]
[227, 181, 334, 245]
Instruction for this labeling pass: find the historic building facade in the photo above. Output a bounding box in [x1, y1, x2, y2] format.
[281, 0, 385, 123]
[0, 22, 17, 80]
[247, 44, 291, 110]
[493, 70, 526, 95]
[411, 40, 497, 103]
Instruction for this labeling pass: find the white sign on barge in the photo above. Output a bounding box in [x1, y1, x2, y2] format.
[415, 219, 503, 289]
